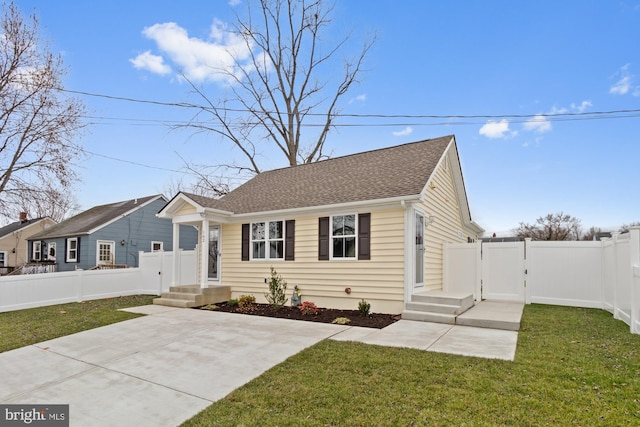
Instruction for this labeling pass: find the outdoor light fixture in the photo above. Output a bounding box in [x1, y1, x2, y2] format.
[425, 214, 436, 228]
[121, 240, 126, 246]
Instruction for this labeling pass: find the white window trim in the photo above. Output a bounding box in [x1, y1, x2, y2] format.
[66, 238, 78, 262]
[151, 241, 163, 252]
[330, 213, 358, 260]
[0, 251, 7, 267]
[96, 240, 115, 265]
[33, 241, 42, 261]
[250, 220, 285, 261]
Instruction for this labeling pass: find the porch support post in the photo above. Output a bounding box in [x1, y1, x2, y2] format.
[199, 218, 210, 288]
[172, 222, 180, 286]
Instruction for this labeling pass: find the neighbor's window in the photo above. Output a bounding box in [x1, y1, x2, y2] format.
[331, 214, 356, 259]
[151, 241, 163, 252]
[66, 238, 78, 262]
[0, 251, 7, 267]
[33, 241, 42, 261]
[251, 221, 284, 260]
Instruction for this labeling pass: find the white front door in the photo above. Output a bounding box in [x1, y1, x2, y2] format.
[414, 211, 425, 289]
[97, 240, 115, 265]
[208, 226, 220, 281]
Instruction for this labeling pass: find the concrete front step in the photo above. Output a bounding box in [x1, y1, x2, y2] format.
[401, 310, 456, 324]
[405, 301, 466, 315]
[401, 291, 475, 325]
[410, 291, 474, 309]
[153, 285, 231, 308]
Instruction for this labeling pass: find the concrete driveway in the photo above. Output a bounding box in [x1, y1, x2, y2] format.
[1, 305, 350, 426]
[1, 304, 520, 426]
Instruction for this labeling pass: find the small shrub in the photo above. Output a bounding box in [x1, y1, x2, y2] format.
[227, 299, 239, 307]
[201, 304, 219, 311]
[332, 317, 351, 325]
[299, 301, 319, 315]
[358, 299, 371, 317]
[264, 267, 288, 310]
[238, 294, 256, 308]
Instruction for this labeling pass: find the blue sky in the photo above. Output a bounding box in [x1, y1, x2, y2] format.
[12, 0, 640, 235]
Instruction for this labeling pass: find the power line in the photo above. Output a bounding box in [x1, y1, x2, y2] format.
[60, 87, 640, 122]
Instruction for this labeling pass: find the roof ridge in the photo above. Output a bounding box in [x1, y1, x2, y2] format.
[258, 135, 454, 176]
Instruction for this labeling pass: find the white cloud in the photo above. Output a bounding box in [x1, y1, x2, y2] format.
[571, 100, 592, 113]
[228, 0, 241, 5]
[392, 126, 413, 137]
[349, 94, 367, 104]
[131, 20, 255, 84]
[129, 51, 171, 75]
[610, 64, 633, 95]
[523, 114, 552, 133]
[478, 120, 516, 139]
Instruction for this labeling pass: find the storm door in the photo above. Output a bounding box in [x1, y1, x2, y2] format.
[414, 211, 425, 288]
[208, 226, 220, 281]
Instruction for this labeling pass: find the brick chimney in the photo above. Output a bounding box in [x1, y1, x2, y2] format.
[19, 212, 27, 222]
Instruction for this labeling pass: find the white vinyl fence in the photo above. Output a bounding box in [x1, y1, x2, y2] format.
[444, 227, 640, 334]
[0, 250, 197, 313]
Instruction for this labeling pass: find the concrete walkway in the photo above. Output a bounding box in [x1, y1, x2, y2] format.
[0, 302, 523, 426]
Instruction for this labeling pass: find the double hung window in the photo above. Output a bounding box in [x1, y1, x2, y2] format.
[331, 214, 356, 259]
[251, 221, 284, 260]
[66, 238, 78, 262]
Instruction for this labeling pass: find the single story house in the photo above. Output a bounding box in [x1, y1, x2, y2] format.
[157, 135, 483, 313]
[0, 214, 56, 274]
[27, 195, 198, 272]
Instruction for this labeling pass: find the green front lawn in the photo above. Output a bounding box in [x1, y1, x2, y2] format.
[183, 305, 640, 426]
[0, 295, 155, 352]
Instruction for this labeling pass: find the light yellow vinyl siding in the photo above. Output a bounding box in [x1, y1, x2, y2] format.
[0, 218, 56, 266]
[418, 155, 474, 291]
[175, 203, 197, 216]
[221, 209, 406, 313]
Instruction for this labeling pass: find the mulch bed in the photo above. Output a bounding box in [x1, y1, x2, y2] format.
[198, 302, 400, 329]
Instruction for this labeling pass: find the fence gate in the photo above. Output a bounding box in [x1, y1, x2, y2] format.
[481, 241, 526, 302]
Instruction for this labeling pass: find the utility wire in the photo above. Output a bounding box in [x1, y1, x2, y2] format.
[60, 87, 640, 122]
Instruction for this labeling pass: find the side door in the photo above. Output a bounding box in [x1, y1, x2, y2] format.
[96, 240, 115, 266]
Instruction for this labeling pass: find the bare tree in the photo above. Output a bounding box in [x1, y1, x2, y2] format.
[582, 226, 602, 241]
[619, 222, 640, 233]
[183, 0, 373, 177]
[0, 2, 85, 222]
[512, 212, 582, 241]
[10, 183, 80, 222]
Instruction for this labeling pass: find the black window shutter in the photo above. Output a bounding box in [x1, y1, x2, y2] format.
[318, 217, 329, 260]
[75, 238, 80, 263]
[285, 220, 295, 261]
[64, 239, 68, 263]
[241, 224, 250, 261]
[358, 213, 371, 260]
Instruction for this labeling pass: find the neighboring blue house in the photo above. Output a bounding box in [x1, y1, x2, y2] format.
[27, 195, 197, 272]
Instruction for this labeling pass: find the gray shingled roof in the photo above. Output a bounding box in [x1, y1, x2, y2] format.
[0, 218, 49, 239]
[29, 195, 163, 240]
[184, 135, 453, 214]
